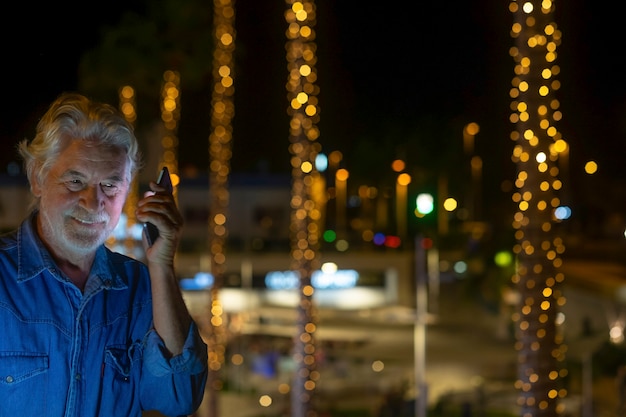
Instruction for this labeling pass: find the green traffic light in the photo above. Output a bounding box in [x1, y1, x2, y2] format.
[415, 193, 434, 215]
[323, 229, 337, 242]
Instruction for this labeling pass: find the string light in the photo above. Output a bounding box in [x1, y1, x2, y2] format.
[285, 1, 322, 415]
[159, 70, 181, 201]
[206, 0, 236, 411]
[118, 86, 140, 257]
[509, 1, 567, 415]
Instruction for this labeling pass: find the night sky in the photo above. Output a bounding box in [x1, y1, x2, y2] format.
[2, 1, 625, 205]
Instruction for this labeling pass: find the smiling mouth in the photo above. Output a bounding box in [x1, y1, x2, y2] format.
[72, 216, 107, 225]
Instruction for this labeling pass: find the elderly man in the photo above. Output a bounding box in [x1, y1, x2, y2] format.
[0, 93, 207, 416]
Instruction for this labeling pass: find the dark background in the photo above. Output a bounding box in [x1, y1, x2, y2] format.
[1, 1, 625, 210]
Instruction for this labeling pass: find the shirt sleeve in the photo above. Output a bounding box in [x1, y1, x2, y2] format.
[140, 322, 208, 415]
[143, 321, 208, 377]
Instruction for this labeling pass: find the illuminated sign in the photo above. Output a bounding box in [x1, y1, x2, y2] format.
[179, 272, 214, 290]
[264, 271, 299, 289]
[264, 269, 359, 290]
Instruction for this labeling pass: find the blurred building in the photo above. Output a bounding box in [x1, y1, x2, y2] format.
[0, 172, 414, 313]
[2, 171, 624, 317]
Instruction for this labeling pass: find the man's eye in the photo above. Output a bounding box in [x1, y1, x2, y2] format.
[101, 183, 119, 196]
[66, 180, 83, 190]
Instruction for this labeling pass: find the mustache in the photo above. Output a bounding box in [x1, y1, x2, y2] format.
[68, 208, 110, 224]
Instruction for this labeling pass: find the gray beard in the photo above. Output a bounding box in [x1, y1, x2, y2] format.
[39, 209, 111, 258]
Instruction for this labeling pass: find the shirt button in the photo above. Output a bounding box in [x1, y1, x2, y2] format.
[5, 375, 14, 383]
[103, 279, 112, 288]
[75, 373, 81, 380]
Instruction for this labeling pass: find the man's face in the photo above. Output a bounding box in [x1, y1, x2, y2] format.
[32, 139, 130, 258]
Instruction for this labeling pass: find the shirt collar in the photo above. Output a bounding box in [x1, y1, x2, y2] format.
[16, 211, 127, 290]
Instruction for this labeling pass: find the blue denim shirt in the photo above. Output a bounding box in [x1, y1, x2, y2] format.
[0, 213, 207, 416]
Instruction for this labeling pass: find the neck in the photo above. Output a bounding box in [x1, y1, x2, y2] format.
[56, 259, 92, 291]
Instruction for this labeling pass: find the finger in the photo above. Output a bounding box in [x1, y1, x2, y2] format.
[138, 197, 183, 228]
[149, 180, 173, 195]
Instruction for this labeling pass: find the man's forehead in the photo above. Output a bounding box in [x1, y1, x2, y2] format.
[52, 142, 129, 176]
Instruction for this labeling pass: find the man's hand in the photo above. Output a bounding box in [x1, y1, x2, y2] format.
[136, 180, 190, 355]
[136, 181, 183, 266]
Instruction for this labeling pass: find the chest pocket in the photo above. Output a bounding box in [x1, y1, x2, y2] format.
[0, 352, 48, 416]
[100, 343, 141, 416]
[0, 351, 48, 384]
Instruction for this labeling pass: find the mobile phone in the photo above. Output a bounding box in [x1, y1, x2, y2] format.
[143, 167, 173, 247]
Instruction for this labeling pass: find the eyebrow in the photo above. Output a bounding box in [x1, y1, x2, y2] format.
[61, 170, 87, 180]
[61, 170, 125, 183]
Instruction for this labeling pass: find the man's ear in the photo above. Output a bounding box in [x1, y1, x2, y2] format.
[31, 175, 43, 198]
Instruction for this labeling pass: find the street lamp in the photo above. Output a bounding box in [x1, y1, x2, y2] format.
[463, 122, 479, 155]
[336, 168, 349, 238]
[396, 173, 411, 241]
[414, 236, 428, 417]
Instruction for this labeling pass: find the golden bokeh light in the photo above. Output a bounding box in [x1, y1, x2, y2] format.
[584, 160, 598, 174]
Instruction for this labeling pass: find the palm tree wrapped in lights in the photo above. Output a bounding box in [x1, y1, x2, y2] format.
[205, 1, 236, 416]
[509, 1, 568, 416]
[285, 1, 323, 416]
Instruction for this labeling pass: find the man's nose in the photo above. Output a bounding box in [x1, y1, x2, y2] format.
[80, 185, 105, 211]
